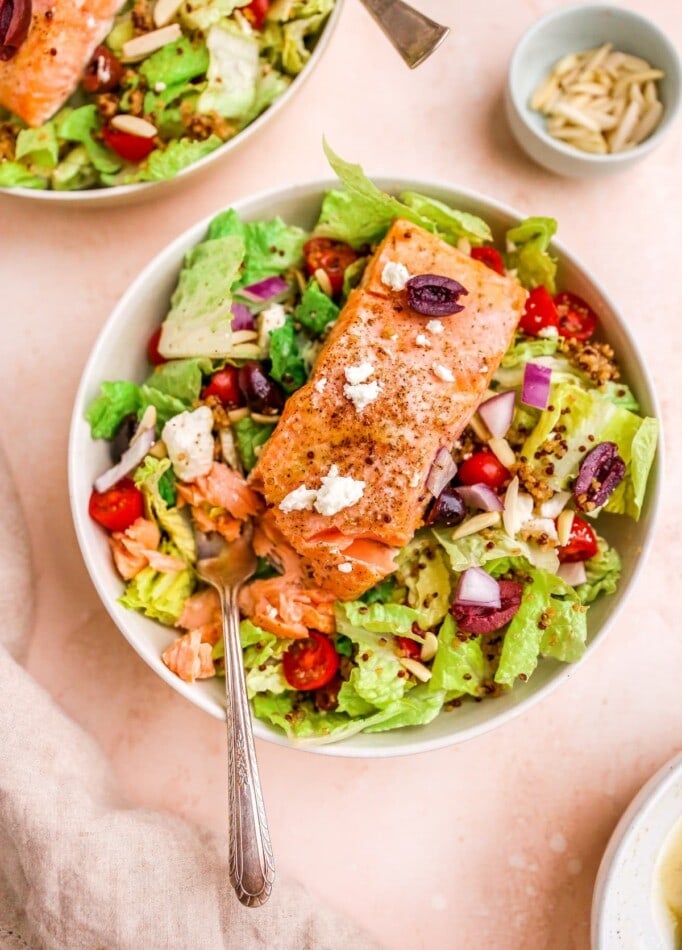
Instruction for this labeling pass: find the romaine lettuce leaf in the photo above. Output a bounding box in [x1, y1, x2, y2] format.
[232, 415, 275, 471]
[360, 575, 397, 605]
[86, 381, 141, 439]
[138, 385, 188, 432]
[294, 280, 339, 335]
[399, 192, 492, 246]
[240, 68, 291, 125]
[361, 683, 445, 733]
[395, 532, 451, 628]
[137, 135, 223, 182]
[133, 456, 196, 563]
[505, 216, 558, 293]
[334, 605, 410, 707]
[0, 161, 48, 189]
[338, 600, 429, 635]
[281, 14, 325, 74]
[58, 105, 122, 174]
[15, 124, 59, 169]
[119, 542, 195, 625]
[576, 536, 621, 605]
[198, 25, 259, 118]
[52, 146, 98, 191]
[432, 525, 560, 575]
[429, 615, 491, 696]
[207, 208, 306, 286]
[268, 317, 307, 393]
[144, 358, 213, 405]
[179, 0, 249, 32]
[140, 37, 209, 87]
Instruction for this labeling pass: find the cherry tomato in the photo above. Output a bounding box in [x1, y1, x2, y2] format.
[241, 0, 269, 28]
[457, 451, 510, 490]
[471, 246, 505, 275]
[303, 237, 358, 295]
[554, 291, 597, 341]
[282, 630, 340, 691]
[519, 286, 559, 336]
[147, 327, 167, 366]
[81, 45, 123, 93]
[102, 126, 155, 163]
[202, 366, 243, 408]
[396, 636, 421, 659]
[557, 515, 598, 562]
[88, 477, 144, 533]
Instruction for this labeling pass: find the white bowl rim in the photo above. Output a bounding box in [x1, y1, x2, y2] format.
[508, 1, 682, 166]
[68, 173, 663, 758]
[591, 751, 682, 949]
[0, 0, 343, 204]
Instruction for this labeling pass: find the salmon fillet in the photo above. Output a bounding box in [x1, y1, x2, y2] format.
[250, 219, 527, 601]
[0, 0, 125, 127]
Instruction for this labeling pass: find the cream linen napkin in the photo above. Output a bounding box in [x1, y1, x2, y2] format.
[0, 446, 379, 950]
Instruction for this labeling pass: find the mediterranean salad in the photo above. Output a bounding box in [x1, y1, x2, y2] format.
[84, 145, 658, 742]
[0, 0, 334, 191]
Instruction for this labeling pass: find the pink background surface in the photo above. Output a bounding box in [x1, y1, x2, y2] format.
[2, 1, 681, 946]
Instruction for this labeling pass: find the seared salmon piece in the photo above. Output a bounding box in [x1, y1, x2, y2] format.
[109, 517, 186, 580]
[176, 462, 262, 541]
[162, 629, 216, 683]
[250, 220, 527, 601]
[0, 0, 126, 127]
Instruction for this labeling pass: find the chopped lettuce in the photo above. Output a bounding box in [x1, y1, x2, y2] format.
[138, 385, 189, 432]
[240, 68, 291, 125]
[432, 525, 560, 575]
[119, 542, 195, 625]
[361, 684, 445, 733]
[144, 358, 212, 405]
[208, 208, 306, 286]
[0, 161, 48, 189]
[334, 605, 411, 707]
[268, 317, 307, 392]
[338, 600, 429, 636]
[137, 135, 223, 182]
[53, 146, 98, 191]
[58, 106, 122, 175]
[576, 537, 621, 605]
[294, 280, 339, 335]
[15, 124, 59, 169]
[395, 533, 451, 628]
[281, 14, 326, 74]
[86, 381, 141, 439]
[198, 25, 260, 118]
[505, 216, 558, 294]
[252, 692, 369, 741]
[360, 576, 397, 605]
[232, 415, 275, 470]
[139, 37, 209, 87]
[179, 0, 250, 33]
[429, 615, 491, 696]
[133, 456, 196, 564]
[399, 192, 492, 246]
[229, 620, 290, 698]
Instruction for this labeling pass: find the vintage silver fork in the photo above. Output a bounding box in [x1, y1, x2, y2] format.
[359, 0, 449, 69]
[195, 524, 275, 907]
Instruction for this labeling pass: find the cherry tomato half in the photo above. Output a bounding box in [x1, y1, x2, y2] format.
[241, 0, 269, 29]
[471, 246, 505, 275]
[519, 286, 559, 336]
[282, 630, 340, 691]
[396, 636, 421, 659]
[457, 451, 510, 491]
[303, 237, 358, 295]
[88, 477, 144, 533]
[202, 366, 243, 408]
[102, 125, 155, 163]
[554, 291, 597, 341]
[557, 515, 598, 562]
[147, 327, 167, 366]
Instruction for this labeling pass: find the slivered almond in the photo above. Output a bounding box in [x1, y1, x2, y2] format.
[630, 100, 664, 145]
[314, 268, 333, 296]
[451, 511, 501, 540]
[557, 510, 575, 547]
[111, 114, 157, 138]
[230, 330, 258, 345]
[399, 657, 432, 683]
[121, 24, 181, 62]
[502, 475, 520, 537]
[420, 632, 439, 663]
[149, 440, 167, 458]
[227, 407, 250, 423]
[250, 412, 280, 425]
[153, 0, 184, 27]
[468, 413, 491, 442]
[488, 437, 515, 469]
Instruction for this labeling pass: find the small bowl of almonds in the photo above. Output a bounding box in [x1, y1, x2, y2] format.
[505, 3, 680, 177]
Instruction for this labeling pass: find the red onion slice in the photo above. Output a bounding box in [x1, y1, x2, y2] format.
[426, 447, 457, 497]
[522, 362, 552, 409]
[478, 390, 515, 439]
[456, 483, 504, 512]
[454, 566, 501, 609]
[94, 426, 155, 493]
[557, 561, 587, 586]
[231, 302, 254, 331]
[239, 275, 289, 302]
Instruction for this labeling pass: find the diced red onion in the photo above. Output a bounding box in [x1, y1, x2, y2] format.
[239, 275, 289, 302]
[478, 390, 515, 439]
[557, 561, 587, 587]
[426, 447, 457, 497]
[454, 566, 501, 609]
[522, 362, 552, 409]
[231, 302, 254, 331]
[456, 483, 504, 512]
[94, 425, 155, 493]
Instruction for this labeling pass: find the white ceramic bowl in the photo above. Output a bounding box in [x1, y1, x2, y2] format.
[592, 753, 682, 949]
[68, 177, 661, 757]
[0, 3, 343, 209]
[505, 3, 681, 178]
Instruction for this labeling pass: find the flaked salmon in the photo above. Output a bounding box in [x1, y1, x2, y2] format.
[250, 220, 527, 601]
[109, 517, 186, 580]
[0, 0, 126, 127]
[162, 629, 216, 683]
[176, 462, 262, 541]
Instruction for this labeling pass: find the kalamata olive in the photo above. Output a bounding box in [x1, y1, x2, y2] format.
[0, 0, 31, 60]
[110, 413, 138, 464]
[425, 485, 467, 527]
[452, 580, 523, 634]
[81, 45, 124, 93]
[238, 362, 285, 415]
[573, 441, 626, 510]
[406, 274, 469, 316]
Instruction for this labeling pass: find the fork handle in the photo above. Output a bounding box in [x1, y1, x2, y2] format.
[219, 584, 275, 907]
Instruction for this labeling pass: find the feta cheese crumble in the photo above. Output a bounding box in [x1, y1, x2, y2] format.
[162, 406, 214, 481]
[257, 302, 287, 355]
[279, 485, 318, 513]
[381, 260, 410, 291]
[432, 363, 455, 382]
[344, 362, 374, 385]
[425, 319, 444, 335]
[344, 380, 381, 412]
[415, 333, 431, 348]
[154, 81, 167, 92]
[314, 377, 328, 394]
[538, 325, 559, 339]
[314, 465, 366, 516]
[337, 562, 353, 573]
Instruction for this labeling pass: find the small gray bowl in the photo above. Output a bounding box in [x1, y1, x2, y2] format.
[505, 3, 681, 177]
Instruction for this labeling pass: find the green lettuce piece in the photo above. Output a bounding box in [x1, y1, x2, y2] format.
[599, 381, 640, 411]
[252, 692, 369, 741]
[339, 600, 429, 635]
[0, 162, 48, 189]
[158, 235, 244, 358]
[576, 537, 621, 605]
[399, 192, 492, 246]
[266, 0, 335, 20]
[505, 216, 558, 294]
[521, 383, 658, 519]
[395, 532, 451, 628]
[138, 135, 222, 182]
[335, 605, 410, 707]
[230, 620, 291, 698]
[336, 681, 376, 718]
[281, 14, 325, 74]
[133, 456, 196, 563]
[138, 385, 188, 432]
[433, 525, 560, 575]
[198, 25, 259, 118]
[495, 562, 587, 686]
[232, 415, 275, 471]
[105, 13, 134, 54]
[429, 614, 491, 696]
[268, 318, 307, 393]
[341, 256, 367, 298]
[294, 280, 339, 335]
[179, 0, 249, 31]
[240, 68, 290, 125]
[15, 124, 59, 169]
[361, 684, 445, 733]
[144, 358, 212, 405]
[58, 106, 122, 174]
[140, 37, 209, 87]
[119, 542, 195, 625]
[208, 208, 306, 286]
[52, 146, 99, 191]
[144, 82, 202, 139]
[86, 381, 141, 439]
[360, 576, 397, 605]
